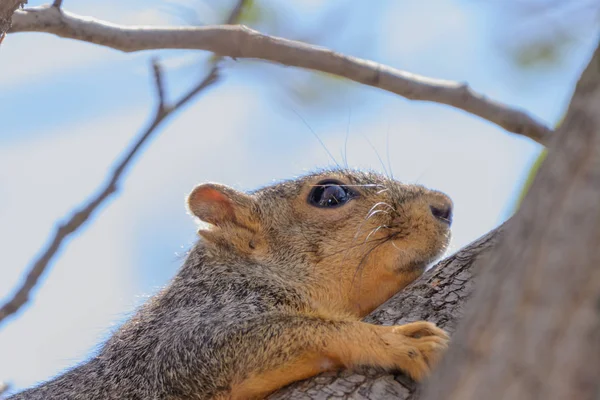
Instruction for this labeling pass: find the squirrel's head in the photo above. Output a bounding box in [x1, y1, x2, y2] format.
[187, 169, 452, 317]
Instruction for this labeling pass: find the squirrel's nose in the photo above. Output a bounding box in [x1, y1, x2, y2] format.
[429, 199, 453, 225]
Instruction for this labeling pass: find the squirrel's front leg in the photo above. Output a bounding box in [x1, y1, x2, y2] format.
[229, 316, 449, 400]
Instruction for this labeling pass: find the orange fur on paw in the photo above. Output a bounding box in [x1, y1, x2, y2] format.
[379, 321, 449, 381]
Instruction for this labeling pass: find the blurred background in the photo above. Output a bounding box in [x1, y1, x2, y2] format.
[0, 0, 598, 394]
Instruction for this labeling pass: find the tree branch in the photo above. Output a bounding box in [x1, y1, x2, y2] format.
[0, 0, 256, 327]
[270, 225, 503, 399]
[0, 65, 218, 327]
[9, 5, 552, 144]
[152, 59, 167, 112]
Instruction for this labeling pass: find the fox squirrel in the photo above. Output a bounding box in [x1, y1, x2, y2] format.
[9, 169, 452, 400]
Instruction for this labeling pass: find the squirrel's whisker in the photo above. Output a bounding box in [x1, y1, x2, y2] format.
[367, 201, 395, 216]
[364, 225, 389, 243]
[366, 208, 390, 218]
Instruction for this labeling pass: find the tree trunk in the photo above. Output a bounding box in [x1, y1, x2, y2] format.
[270, 226, 502, 399]
[423, 42, 600, 400]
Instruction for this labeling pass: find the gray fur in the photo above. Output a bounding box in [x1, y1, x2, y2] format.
[9, 169, 452, 400]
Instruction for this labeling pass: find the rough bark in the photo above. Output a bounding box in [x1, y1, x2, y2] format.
[423, 42, 600, 400]
[0, 0, 26, 43]
[269, 226, 502, 399]
[9, 6, 552, 144]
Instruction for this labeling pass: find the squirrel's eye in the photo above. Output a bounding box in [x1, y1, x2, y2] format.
[308, 181, 352, 208]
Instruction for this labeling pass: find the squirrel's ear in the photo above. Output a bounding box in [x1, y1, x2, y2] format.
[187, 183, 253, 226]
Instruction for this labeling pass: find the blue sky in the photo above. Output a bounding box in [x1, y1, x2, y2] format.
[0, 0, 596, 393]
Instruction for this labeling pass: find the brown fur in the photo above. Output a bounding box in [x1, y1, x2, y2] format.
[10, 169, 452, 400]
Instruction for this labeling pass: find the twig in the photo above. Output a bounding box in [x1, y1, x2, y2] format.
[165, 0, 247, 111]
[172, 0, 248, 108]
[0, 65, 218, 327]
[0, 0, 252, 327]
[152, 59, 167, 112]
[224, 0, 247, 25]
[10, 5, 552, 144]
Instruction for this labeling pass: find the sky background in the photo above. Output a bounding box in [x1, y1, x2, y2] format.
[0, 0, 597, 394]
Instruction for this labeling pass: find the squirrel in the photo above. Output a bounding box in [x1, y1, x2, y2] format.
[9, 168, 453, 400]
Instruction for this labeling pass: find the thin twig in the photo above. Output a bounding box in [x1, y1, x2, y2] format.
[172, 0, 248, 108]
[0, 0, 250, 328]
[173, 66, 219, 109]
[152, 59, 167, 112]
[0, 66, 216, 326]
[224, 0, 247, 24]
[10, 5, 553, 144]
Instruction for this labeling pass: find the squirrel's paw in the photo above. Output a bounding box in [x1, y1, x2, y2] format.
[380, 321, 449, 381]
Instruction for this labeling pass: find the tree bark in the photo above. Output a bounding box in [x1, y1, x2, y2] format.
[269, 226, 502, 399]
[0, 0, 25, 43]
[423, 41, 600, 400]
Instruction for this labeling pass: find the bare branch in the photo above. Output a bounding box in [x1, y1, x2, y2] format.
[152, 59, 167, 112]
[9, 5, 552, 144]
[224, 0, 248, 25]
[0, 57, 219, 330]
[174, 67, 220, 109]
[0, 0, 248, 329]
